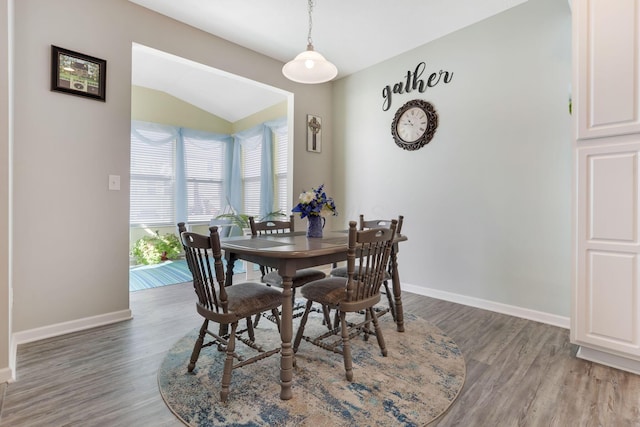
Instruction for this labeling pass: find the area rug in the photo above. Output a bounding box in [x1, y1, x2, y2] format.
[158, 311, 466, 426]
[129, 259, 248, 292]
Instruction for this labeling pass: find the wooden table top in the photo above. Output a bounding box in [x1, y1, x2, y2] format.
[220, 230, 352, 258]
[220, 230, 407, 263]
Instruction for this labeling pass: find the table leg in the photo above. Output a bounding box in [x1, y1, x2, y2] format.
[279, 274, 294, 400]
[220, 253, 237, 336]
[390, 249, 405, 332]
[224, 253, 237, 287]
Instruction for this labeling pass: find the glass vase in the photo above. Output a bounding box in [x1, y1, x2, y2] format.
[306, 215, 324, 238]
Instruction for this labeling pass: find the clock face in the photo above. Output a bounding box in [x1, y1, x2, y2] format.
[397, 107, 429, 143]
[391, 99, 438, 151]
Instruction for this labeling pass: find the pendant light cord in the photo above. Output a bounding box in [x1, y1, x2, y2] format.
[307, 0, 315, 47]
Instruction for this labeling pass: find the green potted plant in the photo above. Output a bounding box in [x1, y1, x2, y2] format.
[215, 208, 287, 236]
[214, 212, 251, 232]
[131, 231, 182, 265]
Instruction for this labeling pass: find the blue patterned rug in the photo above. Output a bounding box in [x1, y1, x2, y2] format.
[158, 311, 466, 426]
[129, 259, 248, 292]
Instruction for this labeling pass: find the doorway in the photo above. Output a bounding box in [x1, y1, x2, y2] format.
[129, 43, 293, 292]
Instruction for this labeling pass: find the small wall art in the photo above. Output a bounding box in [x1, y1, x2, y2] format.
[307, 114, 322, 153]
[51, 45, 107, 101]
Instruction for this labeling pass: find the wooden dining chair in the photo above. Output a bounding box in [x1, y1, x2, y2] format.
[248, 215, 328, 326]
[178, 225, 283, 402]
[330, 214, 404, 320]
[293, 219, 397, 382]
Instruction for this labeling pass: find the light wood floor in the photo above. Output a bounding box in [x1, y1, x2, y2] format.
[1, 281, 639, 426]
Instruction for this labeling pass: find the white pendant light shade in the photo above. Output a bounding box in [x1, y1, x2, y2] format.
[282, 0, 337, 84]
[282, 45, 338, 84]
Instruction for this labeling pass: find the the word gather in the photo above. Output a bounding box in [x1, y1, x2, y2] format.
[382, 62, 453, 111]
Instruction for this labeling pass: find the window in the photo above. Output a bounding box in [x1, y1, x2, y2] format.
[130, 127, 175, 225]
[130, 120, 287, 227]
[239, 126, 289, 218]
[183, 136, 226, 223]
[241, 141, 262, 218]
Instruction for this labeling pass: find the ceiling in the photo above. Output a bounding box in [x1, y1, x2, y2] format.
[131, 44, 289, 122]
[129, 0, 528, 122]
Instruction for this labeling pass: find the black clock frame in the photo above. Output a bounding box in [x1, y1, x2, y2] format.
[391, 99, 438, 151]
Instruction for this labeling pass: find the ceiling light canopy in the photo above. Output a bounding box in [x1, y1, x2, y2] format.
[282, 0, 337, 84]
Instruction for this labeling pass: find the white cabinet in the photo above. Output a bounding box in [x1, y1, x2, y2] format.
[574, 0, 640, 140]
[573, 143, 640, 371]
[572, 0, 640, 374]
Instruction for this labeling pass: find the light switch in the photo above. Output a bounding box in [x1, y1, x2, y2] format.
[109, 175, 120, 191]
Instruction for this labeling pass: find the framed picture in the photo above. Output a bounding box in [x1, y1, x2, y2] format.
[51, 45, 107, 101]
[307, 114, 322, 153]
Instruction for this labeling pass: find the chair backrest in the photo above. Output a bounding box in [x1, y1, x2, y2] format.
[345, 219, 397, 304]
[177, 222, 191, 271]
[249, 215, 295, 235]
[359, 215, 404, 261]
[248, 215, 294, 278]
[359, 214, 404, 235]
[177, 222, 188, 235]
[180, 226, 230, 315]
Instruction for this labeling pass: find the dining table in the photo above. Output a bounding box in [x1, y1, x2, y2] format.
[220, 229, 407, 400]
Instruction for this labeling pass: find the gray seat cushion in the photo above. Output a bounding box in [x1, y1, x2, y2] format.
[224, 282, 284, 316]
[262, 268, 326, 288]
[299, 277, 347, 306]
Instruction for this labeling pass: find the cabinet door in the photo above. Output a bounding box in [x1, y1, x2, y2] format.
[574, 0, 640, 140]
[573, 143, 640, 357]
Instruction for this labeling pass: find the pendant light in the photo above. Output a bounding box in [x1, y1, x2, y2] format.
[282, 0, 337, 84]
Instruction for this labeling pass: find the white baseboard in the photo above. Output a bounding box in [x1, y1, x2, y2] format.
[402, 283, 570, 329]
[0, 366, 13, 383]
[1, 309, 133, 384]
[577, 346, 640, 375]
[12, 309, 133, 346]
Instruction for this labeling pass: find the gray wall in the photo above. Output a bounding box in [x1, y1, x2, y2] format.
[332, 0, 572, 319]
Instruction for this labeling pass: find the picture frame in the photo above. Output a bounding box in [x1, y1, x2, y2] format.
[51, 45, 107, 102]
[307, 114, 322, 153]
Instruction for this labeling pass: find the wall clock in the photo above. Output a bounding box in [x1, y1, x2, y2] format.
[391, 99, 438, 151]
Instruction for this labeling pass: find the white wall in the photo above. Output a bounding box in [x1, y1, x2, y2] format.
[333, 0, 572, 319]
[1, 0, 334, 379]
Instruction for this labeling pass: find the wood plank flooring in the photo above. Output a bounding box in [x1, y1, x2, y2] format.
[1, 282, 639, 426]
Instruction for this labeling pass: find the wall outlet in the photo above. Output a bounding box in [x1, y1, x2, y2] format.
[108, 175, 120, 191]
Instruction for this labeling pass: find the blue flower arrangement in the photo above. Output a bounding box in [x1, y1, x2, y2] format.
[292, 184, 337, 219]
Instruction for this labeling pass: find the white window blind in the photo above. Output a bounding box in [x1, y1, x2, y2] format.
[183, 137, 226, 223]
[130, 128, 175, 225]
[242, 141, 262, 218]
[131, 120, 288, 227]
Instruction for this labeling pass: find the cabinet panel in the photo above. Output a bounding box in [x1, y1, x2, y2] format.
[576, 0, 640, 139]
[588, 152, 637, 242]
[586, 250, 638, 346]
